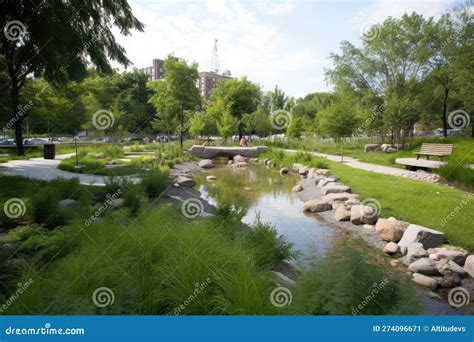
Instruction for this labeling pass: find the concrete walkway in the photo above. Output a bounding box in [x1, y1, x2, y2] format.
[282, 149, 441, 183]
[0, 154, 110, 186]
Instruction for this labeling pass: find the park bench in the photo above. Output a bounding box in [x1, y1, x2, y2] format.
[415, 143, 453, 161]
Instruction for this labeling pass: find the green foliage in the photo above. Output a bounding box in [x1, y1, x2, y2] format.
[296, 238, 419, 315]
[141, 169, 170, 199]
[30, 188, 68, 228]
[437, 160, 474, 188]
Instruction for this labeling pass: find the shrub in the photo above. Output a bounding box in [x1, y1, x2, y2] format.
[30, 188, 68, 228]
[141, 169, 170, 198]
[437, 160, 474, 189]
[124, 185, 142, 216]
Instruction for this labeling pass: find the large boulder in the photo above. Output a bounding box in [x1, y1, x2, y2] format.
[398, 224, 445, 250]
[57, 199, 77, 209]
[412, 273, 437, 290]
[303, 200, 332, 213]
[375, 218, 409, 242]
[198, 159, 214, 169]
[280, 167, 290, 175]
[307, 168, 319, 178]
[430, 250, 467, 266]
[407, 242, 428, 264]
[292, 184, 303, 192]
[364, 144, 381, 152]
[350, 205, 378, 225]
[464, 255, 474, 277]
[322, 192, 356, 203]
[321, 184, 351, 195]
[174, 176, 196, 187]
[408, 258, 439, 276]
[298, 167, 309, 177]
[334, 207, 351, 221]
[316, 169, 330, 176]
[436, 259, 467, 277]
[317, 178, 334, 188]
[233, 154, 247, 163]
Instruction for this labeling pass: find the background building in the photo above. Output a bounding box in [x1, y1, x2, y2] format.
[198, 70, 232, 100]
[140, 57, 179, 81]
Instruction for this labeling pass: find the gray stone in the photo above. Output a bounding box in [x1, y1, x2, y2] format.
[322, 192, 356, 203]
[307, 168, 319, 178]
[364, 144, 381, 152]
[436, 259, 467, 277]
[57, 199, 77, 209]
[350, 205, 378, 225]
[386, 147, 397, 153]
[363, 224, 374, 230]
[463, 255, 474, 277]
[175, 176, 196, 187]
[206, 175, 217, 181]
[280, 167, 290, 175]
[298, 167, 309, 177]
[375, 218, 409, 242]
[408, 258, 439, 276]
[233, 154, 247, 163]
[233, 161, 248, 168]
[303, 199, 332, 213]
[398, 224, 445, 250]
[271, 271, 297, 288]
[317, 178, 334, 188]
[316, 169, 330, 176]
[435, 274, 461, 288]
[292, 163, 304, 170]
[383, 242, 399, 254]
[198, 159, 214, 169]
[292, 184, 303, 192]
[111, 198, 125, 208]
[407, 242, 428, 264]
[430, 250, 467, 266]
[334, 207, 351, 221]
[321, 184, 351, 195]
[412, 273, 437, 290]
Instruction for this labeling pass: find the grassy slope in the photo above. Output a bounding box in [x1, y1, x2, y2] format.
[329, 161, 474, 250]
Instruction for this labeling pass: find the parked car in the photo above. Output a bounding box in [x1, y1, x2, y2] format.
[0, 139, 16, 145]
[23, 138, 50, 145]
[125, 134, 143, 143]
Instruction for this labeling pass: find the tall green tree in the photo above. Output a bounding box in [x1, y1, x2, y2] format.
[0, 0, 144, 154]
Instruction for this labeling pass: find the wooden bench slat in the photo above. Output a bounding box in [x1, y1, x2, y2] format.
[415, 143, 453, 160]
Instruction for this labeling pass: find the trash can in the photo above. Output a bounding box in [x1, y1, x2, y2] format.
[43, 143, 56, 159]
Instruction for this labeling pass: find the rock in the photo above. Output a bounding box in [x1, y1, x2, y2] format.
[350, 205, 378, 225]
[307, 168, 319, 178]
[332, 202, 345, 210]
[303, 199, 332, 213]
[390, 259, 401, 267]
[206, 175, 217, 181]
[234, 161, 248, 168]
[464, 255, 474, 277]
[412, 273, 437, 290]
[292, 184, 303, 192]
[292, 163, 304, 170]
[400, 246, 407, 255]
[383, 242, 399, 254]
[375, 218, 409, 242]
[345, 198, 361, 207]
[264, 159, 272, 166]
[316, 169, 330, 176]
[312, 176, 326, 184]
[381, 144, 391, 152]
[407, 242, 428, 264]
[57, 199, 77, 209]
[363, 224, 374, 230]
[426, 291, 441, 300]
[386, 147, 397, 153]
[317, 178, 334, 188]
[280, 167, 290, 175]
[408, 258, 439, 276]
[298, 167, 309, 177]
[227, 160, 233, 165]
[398, 224, 445, 250]
[172, 183, 180, 188]
[321, 184, 351, 195]
[271, 271, 297, 288]
[322, 192, 356, 203]
[400, 255, 410, 266]
[435, 274, 461, 288]
[233, 154, 247, 163]
[364, 144, 381, 152]
[327, 176, 340, 182]
[175, 176, 196, 187]
[334, 207, 351, 221]
[436, 259, 467, 277]
[431, 250, 467, 266]
[198, 159, 214, 169]
[111, 198, 125, 208]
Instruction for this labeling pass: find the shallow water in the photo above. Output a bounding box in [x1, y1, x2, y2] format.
[195, 161, 339, 264]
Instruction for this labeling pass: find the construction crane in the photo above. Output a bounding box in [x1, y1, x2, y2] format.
[210, 38, 220, 73]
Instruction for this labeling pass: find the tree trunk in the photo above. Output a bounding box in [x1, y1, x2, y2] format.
[10, 81, 25, 155]
[441, 87, 449, 138]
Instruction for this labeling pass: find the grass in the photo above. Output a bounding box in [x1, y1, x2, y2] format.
[260, 148, 474, 251]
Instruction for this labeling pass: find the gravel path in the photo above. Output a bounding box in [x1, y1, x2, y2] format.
[282, 149, 440, 183]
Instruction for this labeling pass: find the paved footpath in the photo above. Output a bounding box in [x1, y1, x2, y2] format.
[0, 154, 110, 186]
[282, 149, 440, 183]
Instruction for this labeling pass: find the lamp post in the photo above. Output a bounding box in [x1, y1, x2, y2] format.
[180, 102, 184, 151]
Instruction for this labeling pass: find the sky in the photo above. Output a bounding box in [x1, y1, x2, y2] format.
[113, 0, 459, 98]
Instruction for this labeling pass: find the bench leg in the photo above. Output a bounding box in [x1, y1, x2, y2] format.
[416, 155, 419, 160]
[426, 155, 429, 160]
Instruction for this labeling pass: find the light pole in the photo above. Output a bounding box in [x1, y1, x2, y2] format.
[180, 102, 184, 151]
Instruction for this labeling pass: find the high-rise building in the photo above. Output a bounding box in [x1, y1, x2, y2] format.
[139, 57, 179, 81]
[198, 70, 232, 100]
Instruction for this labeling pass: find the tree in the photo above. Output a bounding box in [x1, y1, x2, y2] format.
[148, 56, 201, 134]
[242, 106, 272, 137]
[0, 0, 144, 154]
